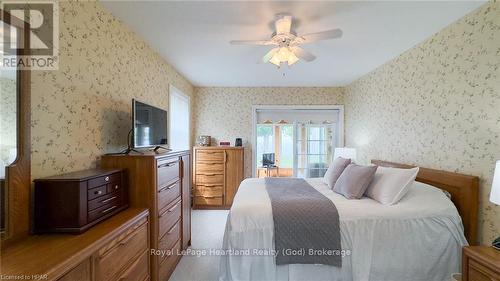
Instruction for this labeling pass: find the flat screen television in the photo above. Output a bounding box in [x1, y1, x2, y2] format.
[132, 99, 168, 149]
[262, 153, 275, 167]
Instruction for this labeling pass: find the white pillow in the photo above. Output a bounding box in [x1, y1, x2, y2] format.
[365, 166, 419, 205]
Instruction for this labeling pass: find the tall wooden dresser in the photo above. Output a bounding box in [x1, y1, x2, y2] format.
[193, 146, 244, 209]
[101, 150, 191, 281]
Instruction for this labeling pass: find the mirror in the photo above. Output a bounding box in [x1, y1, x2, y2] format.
[0, 12, 30, 244]
[0, 70, 18, 233]
[0, 21, 18, 235]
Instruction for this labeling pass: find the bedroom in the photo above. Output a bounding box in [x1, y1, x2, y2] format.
[0, 1, 499, 281]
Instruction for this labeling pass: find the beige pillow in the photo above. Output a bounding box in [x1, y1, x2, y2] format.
[365, 166, 419, 205]
[333, 164, 378, 199]
[322, 157, 351, 188]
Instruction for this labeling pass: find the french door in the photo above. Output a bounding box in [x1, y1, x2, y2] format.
[254, 106, 343, 178]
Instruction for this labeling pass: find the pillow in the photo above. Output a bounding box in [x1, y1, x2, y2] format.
[322, 157, 351, 188]
[333, 164, 377, 199]
[365, 166, 419, 205]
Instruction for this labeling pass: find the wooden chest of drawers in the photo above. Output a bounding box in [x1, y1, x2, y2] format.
[193, 147, 244, 209]
[34, 169, 128, 233]
[462, 246, 500, 281]
[1, 208, 149, 281]
[101, 150, 191, 281]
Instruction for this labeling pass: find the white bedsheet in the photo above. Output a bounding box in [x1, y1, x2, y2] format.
[219, 178, 467, 281]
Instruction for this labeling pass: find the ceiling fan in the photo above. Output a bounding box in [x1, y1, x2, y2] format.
[230, 14, 343, 67]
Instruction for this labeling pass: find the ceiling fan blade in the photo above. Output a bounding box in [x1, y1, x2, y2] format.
[262, 48, 279, 63]
[230, 40, 276, 46]
[299, 28, 343, 43]
[291, 46, 316, 62]
[275, 15, 292, 35]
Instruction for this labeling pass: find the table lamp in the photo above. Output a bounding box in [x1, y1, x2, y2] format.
[491, 160, 500, 250]
[334, 148, 357, 162]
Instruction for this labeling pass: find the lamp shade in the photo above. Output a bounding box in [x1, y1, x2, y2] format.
[334, 147, 357, 162]
[490, 160, 500, 205]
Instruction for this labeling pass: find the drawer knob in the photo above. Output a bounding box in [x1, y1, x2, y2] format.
[114, 185, 119, 190]
[105, 176, 110, 182]
[95, 190, 103, 195]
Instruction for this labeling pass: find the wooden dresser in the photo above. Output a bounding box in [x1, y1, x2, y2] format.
[462, 246, 500, 281]
[101, 150, 191, 281]
[1, 208, 149, 281]
[192, 146, 244, 209]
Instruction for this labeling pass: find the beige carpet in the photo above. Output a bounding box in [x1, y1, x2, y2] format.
[169, 210, 229, 281]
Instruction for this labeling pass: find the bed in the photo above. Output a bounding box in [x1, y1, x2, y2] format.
[219, 160, 478, 281]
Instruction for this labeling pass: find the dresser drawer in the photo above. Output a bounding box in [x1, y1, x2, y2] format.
[196, 150, 225, 163]
[107, 182, 122, 193]
[195, 185, 223, 197]
[158, 240, 181, 281]
[468, 259, 498, 281]
[58, 258, 91, 281]
[88, 201, 122, 222]
[158, 199, 182, 239]
[194, 195, 223, 206]
[96, 220, 148, 281]
[195, 162, 224, 174]
[158, 219, 181, 252]
[88, 173, 121, 189]
[158, 181, 181, 211]
[88, 191, 121, 211]
[196, 174, 224, 185]
[116, 249, 149, 281]
[88, 185, 107, 200]
[157, 159, 180, 188]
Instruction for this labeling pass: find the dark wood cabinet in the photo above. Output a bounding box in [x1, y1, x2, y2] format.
[33, 169, 128, 233]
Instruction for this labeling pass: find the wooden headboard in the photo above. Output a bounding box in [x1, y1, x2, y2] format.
[371, 160, 479, 245]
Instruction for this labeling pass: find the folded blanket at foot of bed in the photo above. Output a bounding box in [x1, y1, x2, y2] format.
[265, 177, 342, 266]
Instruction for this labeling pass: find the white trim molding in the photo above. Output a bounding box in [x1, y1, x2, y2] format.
[169, 84, 191, 150]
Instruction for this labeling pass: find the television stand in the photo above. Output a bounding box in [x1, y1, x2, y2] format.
[153, 146, 171, 153]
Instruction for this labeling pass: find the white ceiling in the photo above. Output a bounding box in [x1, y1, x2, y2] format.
[101, 1, 485, 87]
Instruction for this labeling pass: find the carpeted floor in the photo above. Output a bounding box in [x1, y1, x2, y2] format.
[169, 210, 229, 281]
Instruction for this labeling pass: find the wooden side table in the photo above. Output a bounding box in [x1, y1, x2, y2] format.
[462, 246, 500, 280]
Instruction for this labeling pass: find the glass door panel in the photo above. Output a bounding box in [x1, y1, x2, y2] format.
[295, 124, 334, 178]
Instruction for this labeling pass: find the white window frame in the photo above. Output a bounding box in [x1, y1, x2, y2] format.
[169, 85, 191, 150]
[251, 105, 344, 177]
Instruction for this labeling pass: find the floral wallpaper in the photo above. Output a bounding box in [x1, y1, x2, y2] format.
[31, 1, 194, 179]
[345, 2, 500, 245]
[193, 87, 344, 177]
[26, 0, 498, 246]
[0, 77, 17, 177]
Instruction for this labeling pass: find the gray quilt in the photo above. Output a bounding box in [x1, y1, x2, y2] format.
[265, 177, 342, 267]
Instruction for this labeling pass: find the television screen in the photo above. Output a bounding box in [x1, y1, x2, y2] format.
[262, 153, 275, 167]
[132, 99, 168, 148]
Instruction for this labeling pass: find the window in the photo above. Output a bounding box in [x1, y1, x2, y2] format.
[253, 106, 343, 178]
[169, 86, 190, 150]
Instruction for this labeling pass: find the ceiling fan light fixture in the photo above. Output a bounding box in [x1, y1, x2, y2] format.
[269, 47, 299, 67]
[230, 14, 342, 69]
[287, 52, 299, 65]
[269, 55, 281, 66]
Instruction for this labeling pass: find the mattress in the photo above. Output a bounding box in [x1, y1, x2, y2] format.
[219, 178, 467, 281]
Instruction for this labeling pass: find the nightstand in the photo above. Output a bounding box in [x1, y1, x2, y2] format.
[462, 246, 500, 281]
